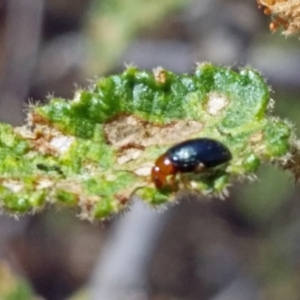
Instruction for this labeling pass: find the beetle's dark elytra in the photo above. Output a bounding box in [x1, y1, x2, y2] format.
[167, 138, 232, 172]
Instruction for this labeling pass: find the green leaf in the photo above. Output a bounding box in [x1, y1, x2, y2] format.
[0, 64, 298, 221]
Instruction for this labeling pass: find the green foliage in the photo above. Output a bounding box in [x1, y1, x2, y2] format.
[0, 263, 34, 300]
[0, 64, 298, 221]
[87, 0, 191, 74]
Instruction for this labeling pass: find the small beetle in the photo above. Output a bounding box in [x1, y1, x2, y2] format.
[151, 138, 232, 189]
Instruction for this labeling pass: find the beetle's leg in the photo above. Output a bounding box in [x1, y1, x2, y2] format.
[194, 163, 206, 173]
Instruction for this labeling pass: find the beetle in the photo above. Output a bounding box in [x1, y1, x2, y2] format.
[151, 138, 232, 189]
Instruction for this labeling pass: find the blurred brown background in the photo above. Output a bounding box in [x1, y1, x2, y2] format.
[1, 0, 300, 299]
